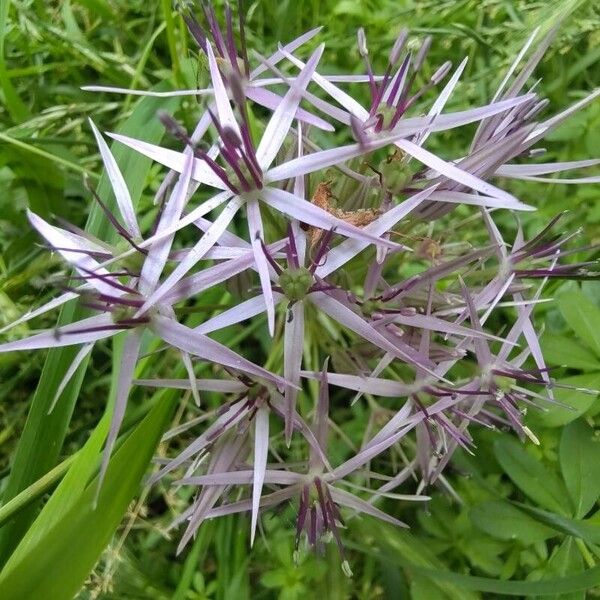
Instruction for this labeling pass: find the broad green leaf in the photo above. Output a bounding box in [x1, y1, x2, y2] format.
[375, 523, 600, 597]
[372, 525, 480, 600]
[0, 392, 176, 600]
[493, 438, 570, 515]
[514, 502, 600, 544]
[535, 537, 585, 600]
[532, 374, 600, 428]
[560, 420, 600, 518]
[0, 89, 180, 563]
[542, 333, 600, 371]
[558, 291, 600, 358]
[470, 501, 556, 545]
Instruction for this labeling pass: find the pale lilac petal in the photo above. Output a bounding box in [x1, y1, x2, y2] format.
[151, 314, 288, 388]
[178, 470, 301, 486]
[135, 378, 247, 393]
[48, 342, 94, 414]
[246, 199, 276, 336]
[181, 349, 201, 406]
[82, 85, 213, 97]
[397, 94, 535, 137]
[413, 57, 468, 148]
[89, 119, 141, 239]
[265, 128, 417, 182]
[0, 290, 80, 335]
[165, 241, 286, 306]
[107, 133, 227, 190]
[395, 139, 529, 208]
[527, 88, 600, 144]
[316, 186, 437, 277]
[204, 487, 298, 520]
[137, 196, 244, 315]
[301, 371, 417, 396]
[504, 174, 600, 184]
[206, 42, 240, 137]
[139, 152, 194, 295]
[496, 158, 600, 177]
[195, 293, 284, 335]
[491, 28, 540, 103]
[245, 86, 335, 131]
[284, 301, 304, 443]
[281, 48, 368, 121]
[256, 44, 325, 170]
[97, 329, 142, 497]
[27, 210, 118, 297]
[138, 191, 233, 253]
[426, 190, 534, 211]
[0, 313, 117, 352]
[327, 485, 407, 528]
[310, 292, 437, 375]
[150, 399, 248, 483]
[251, 406, 269, 546]
[250, 26, 322, 78]
[261, 187, 398, 250]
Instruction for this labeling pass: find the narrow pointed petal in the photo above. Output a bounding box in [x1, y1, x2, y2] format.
[528, 88, 600, 145]
[247, 199, 276, 335]
[137, 196, 244, 315]
[414, 57, 468, 147]
[256, 44, 325, 170]
[140, 152, 194, 295]
[196, 293, 284, 335]
[135, 377, 247, 393]
[261, 187, 398, 250]
[97, 329, 142, 498]
[27, 210, 117, 297]
[284, 301, 304, 444]
[496, 158, 600, 177]
[107, 132, 227, 190]
[150, 399, 248, 483]
[138, 190, 233, 254]
[394, 139, 529, 208]
[165, 242, 286, 306]
[245, 86, 335, 131]
[301, 371, 419, 397]
[48, 342, 94, 413]
[265, 128, 418, 182]
[89, 119, 141, 239]
[251, 407, 269, 546]
[0, 313, 117, 352]
[310, 292, 437, 375]
[0, 290, 79, 335]
[206, 42, 241, 137]
[151, 314, 288, 388]
[327, 486, 408, 528]
[179, 470, 301, 486]
[426, 190, 534, 210]
[251, 26, 323, 78]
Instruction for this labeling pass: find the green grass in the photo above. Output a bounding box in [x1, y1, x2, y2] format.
[0, 1, 599, 598]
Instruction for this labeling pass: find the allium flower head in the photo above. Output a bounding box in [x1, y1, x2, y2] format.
[2, 5, 599, 576]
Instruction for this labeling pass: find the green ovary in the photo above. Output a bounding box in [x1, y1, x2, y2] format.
[279, 267, 313, 302]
